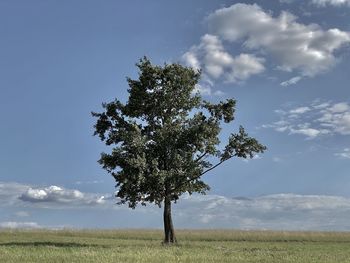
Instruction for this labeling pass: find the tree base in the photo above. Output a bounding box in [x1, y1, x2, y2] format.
[162, 240, 177, 245]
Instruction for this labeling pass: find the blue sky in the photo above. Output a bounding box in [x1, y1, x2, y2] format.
[1, 0, 350, 230]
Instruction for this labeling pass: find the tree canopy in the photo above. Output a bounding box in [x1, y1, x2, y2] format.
[92, 57, 266, 243]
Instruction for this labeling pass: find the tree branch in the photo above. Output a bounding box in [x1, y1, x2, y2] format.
[198, 160, 225, 177]
[194, 152, 208, 163]
[172, 156, 232, 193]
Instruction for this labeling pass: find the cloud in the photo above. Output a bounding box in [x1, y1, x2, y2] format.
[243, 154, 262, 163]
[0, 221, 41, 229]
[182, 3, 349, 93]
[15, 211, 30, 217]
[182, 34, 265, 83]
[311, 0, 350, 6]
[290, 127, 323, 138]
[3, 181, 350, 230]
[328, 102, 350, 113]
[317, 103, 350, 135]
[194, 84, 225, 97]
[289, 106, 311, 114]
[19, 185, 107, 207]
[313, 102, 330, 109]
[0, 221, 67, 229]
[281, 0, 350, 6]
[0, 182, 31, 205]
[263, 101, 350, 138]
[207, 3, 350, 77]
[272, 156, 283, 162]
[0, 182, 108, 209]
[193, 84, 212, 96]
[279, 0, 295, 3]
[193, 77, 225, 97]
[173, 193, 350, 230]
[280, 76, 302, 87]
[75, 180, 104, 185]
[335, 148, 350, 159]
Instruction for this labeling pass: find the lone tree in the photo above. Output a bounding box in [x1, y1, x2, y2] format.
[92, 57, 266, 244]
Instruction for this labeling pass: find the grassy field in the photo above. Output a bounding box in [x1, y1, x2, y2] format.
[1, 229, 350, 262]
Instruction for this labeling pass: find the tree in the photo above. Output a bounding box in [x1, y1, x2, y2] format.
[92, 57, 266, 244]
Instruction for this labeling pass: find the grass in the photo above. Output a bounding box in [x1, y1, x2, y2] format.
[1, 229, 350, 262]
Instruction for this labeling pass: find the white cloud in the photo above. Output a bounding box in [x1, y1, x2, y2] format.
[4, 181, 350, 230]
[272, 156, 283, 162]
[182, 34, 265, 83]
[264, 101, 350, 138]
[213, 90, 225, 96]
[192, 75, 224, 97]
[328, 102, 349, 113]
[335, 148, 350, 159]
[19, 185, 106, 206]
[290, 127, 322, 138]
[289, 106, 311, 114]
[243, 154, 262, 163]
[225, 53, 265, 83]
[0, 182, 108, 208]
[280, 76, 302, 87]
[313, 102, 330, 109]
[207, 3, 350, 77]
[0, 182, 30, 205]
[193, 83, 224, 97]
[181, 3, 350, 93]
[318, 104, 350, 135]
[75, 180, 104, 185]
[3, 181, 350, 230]
[311, 0, 350, 6]
[0, 221, 41, 229]
[173, 193, 350, 230]
[281, 0, 350, 6]
[182, 51, 201, 71]
[0, 221, 67, 230]
[15, 211, 30, 217]
[193, 84, 212, 96]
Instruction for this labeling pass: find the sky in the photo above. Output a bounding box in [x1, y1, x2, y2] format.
[0, 0, 350, 230]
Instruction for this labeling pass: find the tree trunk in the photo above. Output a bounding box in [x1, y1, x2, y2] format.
[163, 197, 176, 244]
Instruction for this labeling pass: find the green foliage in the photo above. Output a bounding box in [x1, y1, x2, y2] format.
[92, 57, 266, 209]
